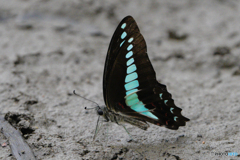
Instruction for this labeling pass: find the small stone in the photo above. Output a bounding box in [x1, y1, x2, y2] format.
[232, 67, 240, 76]
[213, 46, 231, 56]
[178, 134, 185, 137]
[2, 142, 7, 147]
[111, 153, 118, 160]
[168, 29, 188, 40]
[197, 134, 202, 138]
[16, 22, 34, 30]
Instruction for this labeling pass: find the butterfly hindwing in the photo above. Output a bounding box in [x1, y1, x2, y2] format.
[136, 83, 190, 129]
[103, 16, 189, 130]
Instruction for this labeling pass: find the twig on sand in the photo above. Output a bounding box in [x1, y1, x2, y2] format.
[0, 115, 36, 160]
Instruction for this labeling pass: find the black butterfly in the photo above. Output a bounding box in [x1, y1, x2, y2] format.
[93, 16, 189, 138]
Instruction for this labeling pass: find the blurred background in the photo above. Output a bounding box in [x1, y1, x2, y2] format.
[0, 0, 239, 159]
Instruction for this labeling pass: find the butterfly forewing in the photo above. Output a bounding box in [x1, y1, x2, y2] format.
[103, 16, 140, 104]
[103, 16, 189, 130]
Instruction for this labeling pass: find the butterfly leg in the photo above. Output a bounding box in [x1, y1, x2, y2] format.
[121, 125, 133, 142]
[93, 116, 103, 141]
[105, 122, 109, 142]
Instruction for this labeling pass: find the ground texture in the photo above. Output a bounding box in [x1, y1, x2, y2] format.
[0, 0, 240, 159]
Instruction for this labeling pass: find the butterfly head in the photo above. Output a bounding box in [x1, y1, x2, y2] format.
[96, 106, 103, 115]
[95, 105, 109, 122]
[72, 90, 108, 118]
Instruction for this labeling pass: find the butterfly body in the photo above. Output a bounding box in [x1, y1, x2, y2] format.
[97, 16, 189, 134]
[97, 105, 149, 130]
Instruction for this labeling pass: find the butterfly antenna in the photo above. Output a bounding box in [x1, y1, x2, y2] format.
[73, 90, 99, 109]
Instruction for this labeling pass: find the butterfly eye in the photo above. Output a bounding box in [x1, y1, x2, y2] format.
[97, 109, 103, 115]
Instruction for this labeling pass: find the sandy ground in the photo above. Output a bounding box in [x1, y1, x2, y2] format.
[0, 0, 240, 159]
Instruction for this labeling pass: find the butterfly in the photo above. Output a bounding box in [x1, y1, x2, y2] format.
[91, 16, 189, 139]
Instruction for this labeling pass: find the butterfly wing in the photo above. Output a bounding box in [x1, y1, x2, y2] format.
[103, 16, 189, 130]
[103, 16, 140, 104]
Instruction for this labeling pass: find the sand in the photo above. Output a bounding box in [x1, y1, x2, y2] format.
[0, 0, 239, 159]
